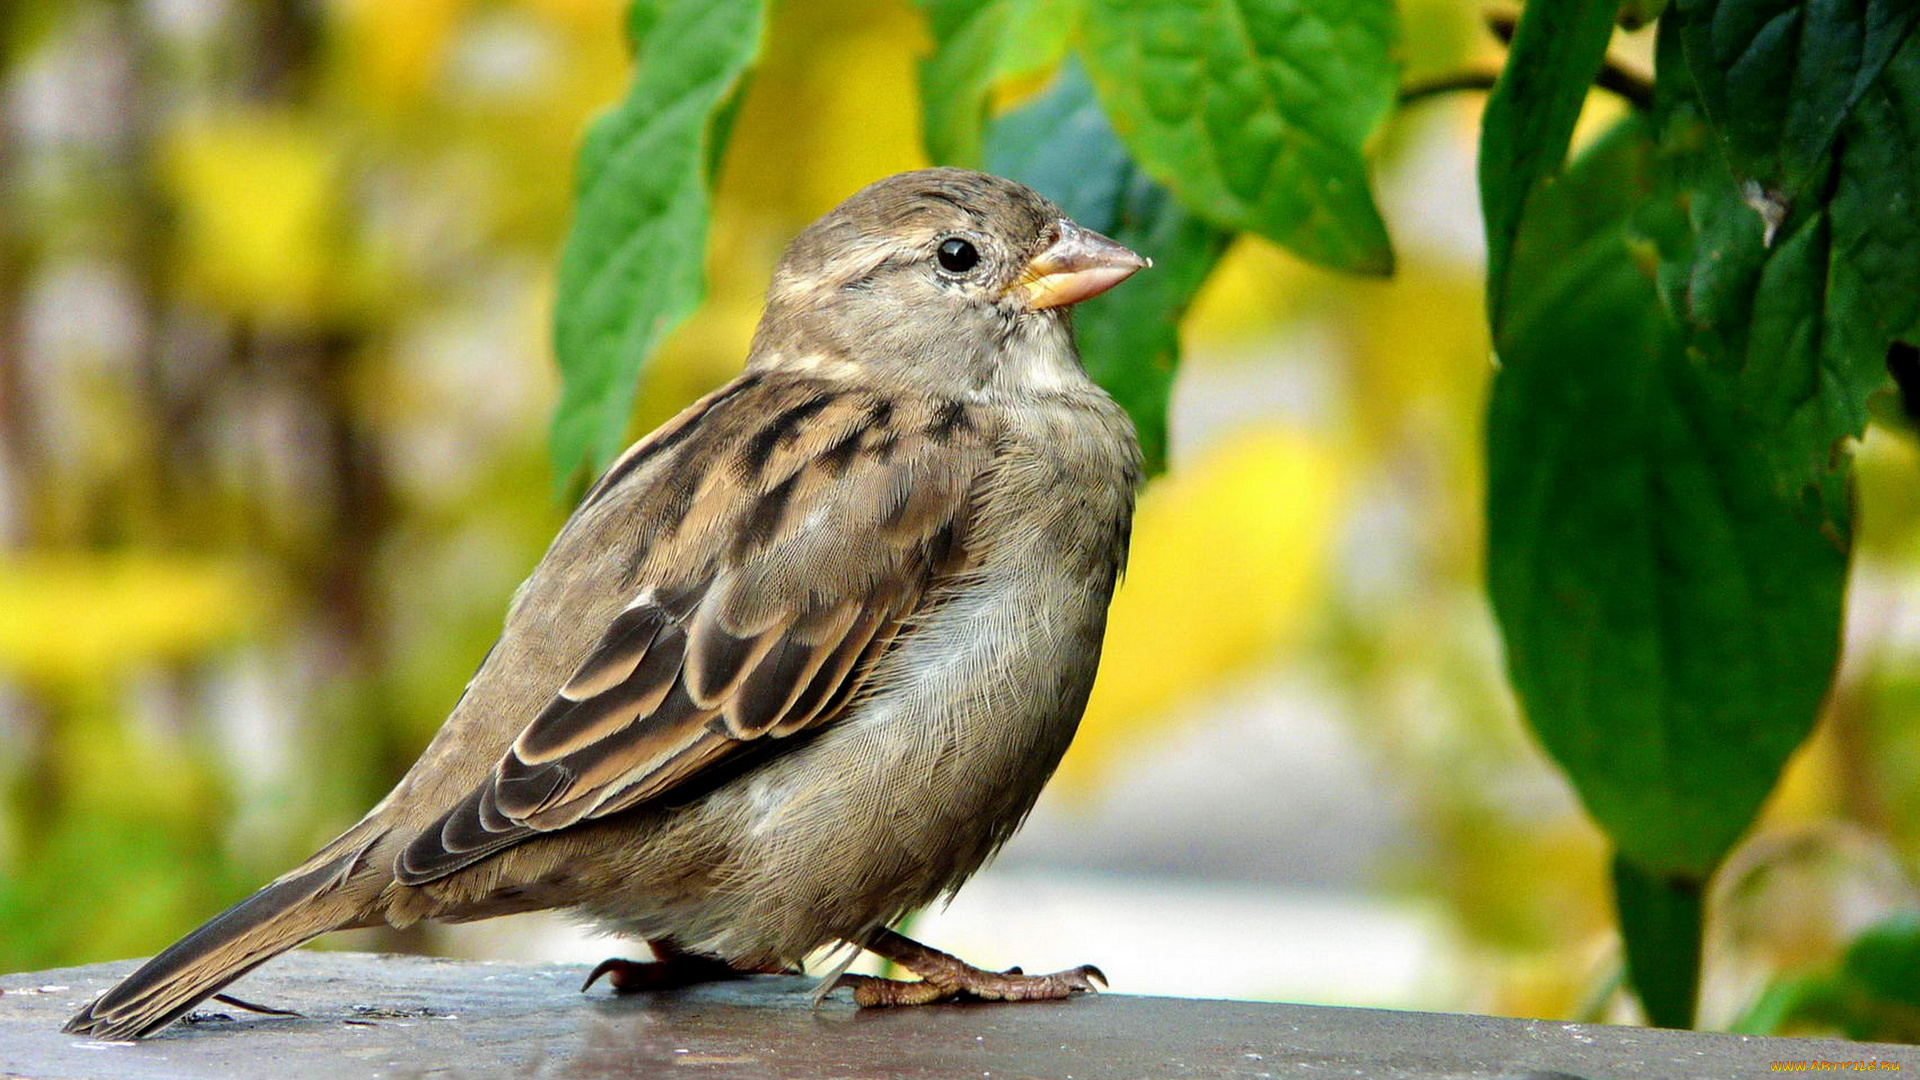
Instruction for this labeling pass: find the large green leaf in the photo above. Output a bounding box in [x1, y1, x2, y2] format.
[984, 62, 1232, 474]
[1487, 114, 1848, 882]
[1670, 0, 1920, 204]
[916, 0, 1077, 167]
[1079, 0, 1396, 275]
[549, 0, 766, 489]
[1488, 114, 1851, 1026]
[1477, 0, 1617, 329]
[1496, 19, 1920, 1029]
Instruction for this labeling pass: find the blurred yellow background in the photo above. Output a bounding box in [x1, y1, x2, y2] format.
[3, 0, 1918, 1030]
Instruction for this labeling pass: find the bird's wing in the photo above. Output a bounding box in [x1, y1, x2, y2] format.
[395, 375, 992, 884]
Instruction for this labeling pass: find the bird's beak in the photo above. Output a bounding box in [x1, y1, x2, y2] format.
[1008, 221, 1150, 311]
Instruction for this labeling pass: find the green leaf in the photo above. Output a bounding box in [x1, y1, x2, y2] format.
[549, 0, 767, 489]
[1730, 972, 1844, 1036]
[917, 0, 1078, 167]
[1613, 856, 1704, 1027]
[1641, 25, 1920, 536]
[1734, 913, 1920, 1040]
[1671, 0, 1920, 204]
[1843, 912, 1920, 1010]
[1490, 12, 1920, 1036]
[1825, 36, 1920, 346]
[1490, 115, 1851, 1026]
[1477, 0, 1617, 329]
[1486, 115, 1848, 879]
[1080, 0, 1396, 275]
[984, 62, 1233, 473]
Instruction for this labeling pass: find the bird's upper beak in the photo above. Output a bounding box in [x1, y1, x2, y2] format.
[1008, 221, 1150, 311]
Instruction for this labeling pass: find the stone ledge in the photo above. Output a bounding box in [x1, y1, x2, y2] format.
[0, 951, 1908, 1079]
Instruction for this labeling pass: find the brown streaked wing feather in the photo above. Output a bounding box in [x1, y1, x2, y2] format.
[722, 601, 859, 736]
[396, 784, 531, 883]
[769, 601, 893, 737]
[571, 373, 766, 515]
[512, 622, 684, 768]
[560, 728, 737, 823]
[394, 380, 988, 886]
[512, 678, 717, 828]
[685, 599, 794, 710]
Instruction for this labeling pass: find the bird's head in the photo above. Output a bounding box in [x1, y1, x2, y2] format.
[749, 168, 1148, 393]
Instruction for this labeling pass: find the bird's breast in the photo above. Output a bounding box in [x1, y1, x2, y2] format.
[756, 395, 1134, 876]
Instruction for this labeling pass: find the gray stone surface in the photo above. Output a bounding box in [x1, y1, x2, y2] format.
[0, 951, 1908, 1079]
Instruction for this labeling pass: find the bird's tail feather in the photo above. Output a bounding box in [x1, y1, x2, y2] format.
[63, 855, 366, 1040]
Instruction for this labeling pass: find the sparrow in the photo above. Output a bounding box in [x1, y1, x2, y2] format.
[66, 167, 1147, 1040]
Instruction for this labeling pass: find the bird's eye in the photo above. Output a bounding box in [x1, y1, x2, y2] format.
[937, 237, 980, 274]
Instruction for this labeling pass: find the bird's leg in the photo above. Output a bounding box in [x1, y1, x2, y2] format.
[834, 927, 1105, 1007]
[581, 941, 771, 994]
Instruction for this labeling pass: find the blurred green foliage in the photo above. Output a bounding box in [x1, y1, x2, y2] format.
[4, 0, 1920, 1043]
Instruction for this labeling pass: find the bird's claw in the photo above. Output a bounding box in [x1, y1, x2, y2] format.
[581, 958, 640, 993]
[581, 953, 750, 994]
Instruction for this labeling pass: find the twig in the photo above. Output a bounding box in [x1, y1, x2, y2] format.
[1483, 9, 1656, 111]
[1398, 70, 1502, 106]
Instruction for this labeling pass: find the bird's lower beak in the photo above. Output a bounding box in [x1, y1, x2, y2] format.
[1008, 221, 1150, 311]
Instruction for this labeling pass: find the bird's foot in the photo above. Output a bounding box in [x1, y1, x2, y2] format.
[835, 927, 1105, 1007]
[580, 951, 749, 994]
[835, 965, 1105, 1006]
